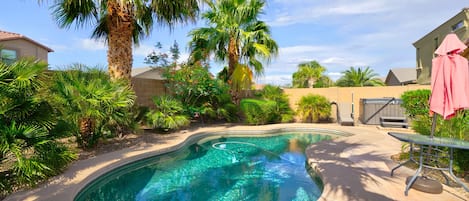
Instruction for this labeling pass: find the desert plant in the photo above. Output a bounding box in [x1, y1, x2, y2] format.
[258, 85, 295, 123]
[164, 65, 237, 122]
[240, 99, 277, 125]
[188, 0, 278, 103]
[0, 59, 76, 196]
[43, 0, 199, 81]
[296, 94, 331, 123]
[336, 66, 384, 87]
[146, 95, 190, 131]
[48, 65, 136, 148]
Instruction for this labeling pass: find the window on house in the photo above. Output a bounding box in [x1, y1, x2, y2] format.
[1, 49, 18, 64]
[452, 20, 464, 31]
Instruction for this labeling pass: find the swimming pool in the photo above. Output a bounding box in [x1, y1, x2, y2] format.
[75, 131, 337, 201]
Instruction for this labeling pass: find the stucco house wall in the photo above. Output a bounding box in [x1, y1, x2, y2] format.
[0, 30, 53, 63]
[413, 8, 469, 84]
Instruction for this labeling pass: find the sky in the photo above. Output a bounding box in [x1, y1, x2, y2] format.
[1, 1, 468, 86]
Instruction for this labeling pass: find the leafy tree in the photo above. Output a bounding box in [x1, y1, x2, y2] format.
[43, 0, 199, 81]
[144, 42, 169, 67]
[0, 59, 76, 195]
[144, 41, 181, 67]
[164, 64, 237, 122]
[292, 61, 326, 88]
[336, 66, 384, 87]
[169, 40, 180, 65]
[314, 75, 334, 88]
[48, 65, 136, 148]
[188, 0, 278, 102]
[296, 94, 331, 123]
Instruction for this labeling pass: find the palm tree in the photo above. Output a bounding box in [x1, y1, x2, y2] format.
[292, 61, 326, 88]
[188, 0, 278, 102]
[49, 65, 136, 148]
[0, 59, 76, 189]
[42, 0, 199, 81]
[336, 66, 384, 87]
[296, 94, 331, 123]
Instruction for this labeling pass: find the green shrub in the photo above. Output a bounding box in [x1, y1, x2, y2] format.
[240, 99, 277, 125]
[400, 89, 469, 175]
[296, 94, 331, 123]
[146, 95, 190, 131]
[0, 59, 76, 197]
[401, 89, 431, 118]
[257, 85, 295, 123]
[48, 65, 136, 148]
[164, 65, 237, 122]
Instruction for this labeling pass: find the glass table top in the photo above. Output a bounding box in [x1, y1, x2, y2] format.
[388, 132, 469, 150]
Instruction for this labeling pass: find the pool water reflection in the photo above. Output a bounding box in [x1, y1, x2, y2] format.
[75, 133, 332, 201]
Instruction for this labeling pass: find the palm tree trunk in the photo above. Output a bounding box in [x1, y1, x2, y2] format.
[79, 117, 95, 148]
[228, 36, 240, 104]
[107, 1, 134, 81]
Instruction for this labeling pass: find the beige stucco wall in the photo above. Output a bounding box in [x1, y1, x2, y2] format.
[413, 9, 469, 83]
[0, 39, 49, 62]
[283, 85, 430, 124]
[132, 78, 168, 108]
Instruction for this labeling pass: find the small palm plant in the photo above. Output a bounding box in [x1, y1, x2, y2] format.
[48, 65, 136, 148]
[146, 95, 190, 132]
[0, 59, 76, 194]
[296, 94, 331, 123]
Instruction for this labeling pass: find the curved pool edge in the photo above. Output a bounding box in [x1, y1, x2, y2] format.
[9, 123, 458, 200]
[4, 123, 376, 201]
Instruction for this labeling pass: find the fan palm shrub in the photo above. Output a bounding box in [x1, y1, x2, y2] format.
[240, 99, 277, 125]
[0, 59, 75, 197]
[296, 94, 331, 123]
[48, 65, 136, 148]
[146, 95, 190, 131]
[257, 85, 294, 123]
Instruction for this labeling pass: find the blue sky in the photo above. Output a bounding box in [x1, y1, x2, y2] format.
[1, 1, 468, 86]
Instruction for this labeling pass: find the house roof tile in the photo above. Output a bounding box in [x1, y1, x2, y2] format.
[0, 30, 53, 52]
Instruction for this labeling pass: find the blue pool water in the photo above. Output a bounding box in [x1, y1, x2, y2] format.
[75, 133, 333, 201]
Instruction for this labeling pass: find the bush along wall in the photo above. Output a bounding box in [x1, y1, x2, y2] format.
[240, 99, 277, 125]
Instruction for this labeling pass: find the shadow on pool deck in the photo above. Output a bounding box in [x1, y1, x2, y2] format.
[307, 140, 395, 200]
[306, 125, 468, 201]
[4, 123, 469, 201]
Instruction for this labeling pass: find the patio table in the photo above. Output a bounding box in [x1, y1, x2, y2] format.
[388, 132, 469, 195]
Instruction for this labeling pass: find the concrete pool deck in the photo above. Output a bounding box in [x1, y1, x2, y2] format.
[5, 123, 469, 201]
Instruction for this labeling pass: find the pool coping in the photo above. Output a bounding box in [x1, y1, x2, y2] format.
[4, 123, 468, 201]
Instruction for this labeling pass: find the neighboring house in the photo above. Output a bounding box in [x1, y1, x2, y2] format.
[0, 30, 53, 64]
[131, 67, 168, 108]
[384, 68, 417, 86]
[413, 8, 469, 84]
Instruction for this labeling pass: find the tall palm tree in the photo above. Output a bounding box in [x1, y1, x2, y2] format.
[188, 0, 278, 102]
[336, 66, 384, 87]
[292, 61, 326, 88]
[42, 0, 199, 81]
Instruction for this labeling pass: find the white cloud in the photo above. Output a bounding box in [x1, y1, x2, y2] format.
[79, 38, 106, 51]
[256, 74, 292, 86]
[133, 44, 154, 56]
